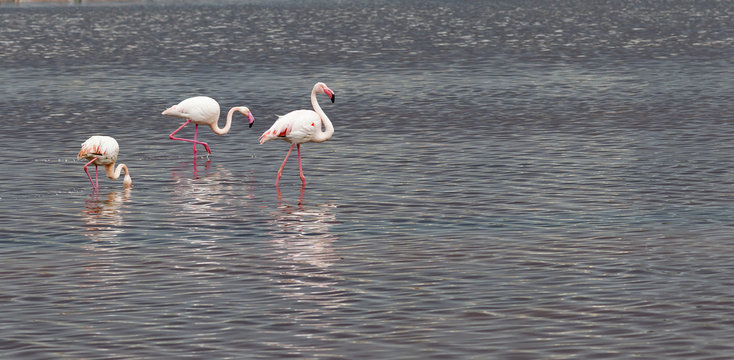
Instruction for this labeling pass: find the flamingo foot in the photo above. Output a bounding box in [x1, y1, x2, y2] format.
[170, 136, 212, 155]
[170, 120, 212, 155]
[193, 124, 211, 155]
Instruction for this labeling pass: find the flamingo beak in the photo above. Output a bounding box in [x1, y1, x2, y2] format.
[325, 89, 335, 103]
[248, 112, 255, 128]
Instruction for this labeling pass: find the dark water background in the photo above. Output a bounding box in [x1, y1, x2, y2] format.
[1, 0, 733, 358]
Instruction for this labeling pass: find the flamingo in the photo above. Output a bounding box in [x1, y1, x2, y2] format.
[161, 96, 255, 156]
[259, 82, 336, 187]
[78, 135, 132, 192]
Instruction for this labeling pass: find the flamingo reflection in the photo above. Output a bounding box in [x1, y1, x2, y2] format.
[270, 186, 340, 269]
[82, 189, 131, 244]
[170, 160, 254, 236]
[169, 156, 212, 179]
[268, 186, 345, 321]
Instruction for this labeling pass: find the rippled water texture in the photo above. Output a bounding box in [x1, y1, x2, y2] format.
[1, 0, 734, 358]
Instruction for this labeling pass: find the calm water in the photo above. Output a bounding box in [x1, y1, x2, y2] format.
[2, 0, 734, 358]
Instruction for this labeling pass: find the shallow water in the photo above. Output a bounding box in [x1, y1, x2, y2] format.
[2, 0, 734, 358]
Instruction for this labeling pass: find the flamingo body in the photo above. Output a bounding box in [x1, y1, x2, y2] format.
[259, 110, 323, 145]
[260, 82, 336, 187]
[162, 96, 255, 155]
[78, 135, 120, 165]
[163, 96, 220, 126]
[78, 135, 132, 191]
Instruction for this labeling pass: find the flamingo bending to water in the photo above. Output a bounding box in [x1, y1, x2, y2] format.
[260, 82, 335, 187]
[78, 135, 132, 191]
[162, 96, 255, 156]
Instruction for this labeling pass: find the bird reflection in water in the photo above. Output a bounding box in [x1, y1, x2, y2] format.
[82, 189, 131, 244]
[271, 186, 340, 269]
[170, 159, 254, 235]
[269, 186, 345, 321]
[185, 156, 212, 179]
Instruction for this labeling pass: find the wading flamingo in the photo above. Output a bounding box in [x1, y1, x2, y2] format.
[78, 135, 132, 192]
[162, 96, 255, 156]
[259, 82, 335, 187]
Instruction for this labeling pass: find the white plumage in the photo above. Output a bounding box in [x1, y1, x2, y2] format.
[78, 135, 120, 165]
[78, 135, 132, 191]
[162, 96, 220, 125]
[162, 96, 255, 155]
[259, 110, 323, 145]
[260, 82, 336, 186]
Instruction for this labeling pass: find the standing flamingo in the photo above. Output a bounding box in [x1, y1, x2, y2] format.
[259, 82, 336, 187]
[161, 96, 255, 156]
[78, 135, 132, 192]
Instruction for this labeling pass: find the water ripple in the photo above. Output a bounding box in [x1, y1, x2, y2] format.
[1, 0, 734, 358]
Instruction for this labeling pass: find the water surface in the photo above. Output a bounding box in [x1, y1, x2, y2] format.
[1, 0, 734, 358]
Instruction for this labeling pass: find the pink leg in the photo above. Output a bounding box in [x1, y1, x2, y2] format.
[169, 119, 212, 155]
[276, 143, 296, 187]
[95, 165, 99, 191]
[193, 124, 198, 156]
[169, 119, 191, 139]
[83, 157, 99, 191]
[193, 124, 211, 154]
[297, 144, 306, 186]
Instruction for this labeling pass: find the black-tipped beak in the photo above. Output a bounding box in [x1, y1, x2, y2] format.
[247, 112, 255, 128]
[330, 94, 335, 103]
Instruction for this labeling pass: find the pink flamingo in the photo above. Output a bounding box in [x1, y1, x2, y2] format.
[161, 96, 255, 156]
[78, 135, 132, 192]
[260, 82, 335, 187]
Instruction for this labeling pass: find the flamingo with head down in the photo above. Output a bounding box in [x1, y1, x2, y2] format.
[259, 82, 336, 187]
[78, 135, 132, 192]
[162, 96, 255, 156]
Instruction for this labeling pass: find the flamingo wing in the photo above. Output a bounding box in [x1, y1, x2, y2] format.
[78, 136, 119, 164]
[162, 96, 220, 124]
[260, 110, 321, 144]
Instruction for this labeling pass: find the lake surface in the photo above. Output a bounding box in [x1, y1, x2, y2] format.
[1, 0, 734, 358]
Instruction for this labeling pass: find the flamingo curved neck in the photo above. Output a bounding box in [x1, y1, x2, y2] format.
[105, 163, 133, 188]
[210, 108, 238, 135]
[310, 87, 334, 143]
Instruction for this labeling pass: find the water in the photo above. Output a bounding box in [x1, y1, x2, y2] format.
[1, 0, 734, 358]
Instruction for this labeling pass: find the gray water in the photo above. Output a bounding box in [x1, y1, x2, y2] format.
[1, 0, 734, 358]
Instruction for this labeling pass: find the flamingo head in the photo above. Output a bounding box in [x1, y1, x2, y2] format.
[123, 173, 133, 189]
[237, 106, 255, 128]
[316, 82, 335, 103]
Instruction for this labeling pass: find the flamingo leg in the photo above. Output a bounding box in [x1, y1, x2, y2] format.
[95, 165, 99, 191]
[169, 119, 212, 155]
[83, 157, 99, 191]
[193, 124, 198, 156]
[169, 119, 191, 139]
[297, 144, 306, 186]
[193, 124, 212, 154]
[276, 143, 296, 187]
